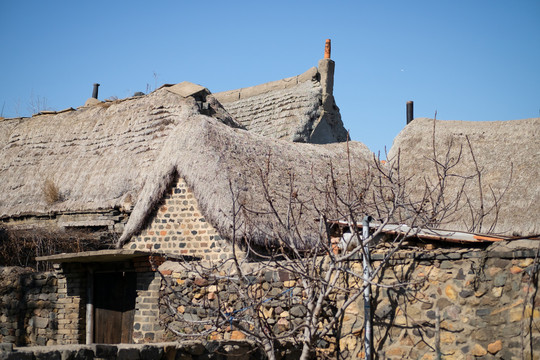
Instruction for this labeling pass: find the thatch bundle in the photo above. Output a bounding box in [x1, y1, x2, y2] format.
[388, 117, 540, 236]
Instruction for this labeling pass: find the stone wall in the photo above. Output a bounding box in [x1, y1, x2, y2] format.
[126, 177, 235, 261]
[3, 244, 539, 359]
[54, 263, 86, 345]
[158, 264, 314, 343]
[132, 258, 164, 343]
[343, 246, 540, 359]
[0, 341, 269, 360]
[157, 245, 540, 360]
[0, 267, 58, 346]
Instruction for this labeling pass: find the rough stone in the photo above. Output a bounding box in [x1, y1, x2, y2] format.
[230, 330, 247, 340]
[471, 343, 487, 357]
[35, 351, 61, 360]
[493, 273, 507, 287]
[437, 298, 452, 310]
[459, 289, 474, 298]
[445, 285, 458, 300]
[290, 305, 307, 318]
[487, 340, 502, 354]
[117, 348, 140, 360]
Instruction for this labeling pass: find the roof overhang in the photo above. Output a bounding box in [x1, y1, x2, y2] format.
[328, 220, 513, 245]
[36, 249, 156, 263]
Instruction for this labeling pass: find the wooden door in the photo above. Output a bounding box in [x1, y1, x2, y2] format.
[94, 272, 136, 344]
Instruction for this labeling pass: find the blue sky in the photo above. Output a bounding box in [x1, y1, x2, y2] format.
[1, 1, 539, 154]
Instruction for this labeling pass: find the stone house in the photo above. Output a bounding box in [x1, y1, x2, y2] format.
[1, 43, 539, 357]
[0, 54, 373, 345]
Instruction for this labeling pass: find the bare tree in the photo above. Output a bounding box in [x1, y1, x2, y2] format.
[157, 130, 507, 359]
[27, 91, 51, 115]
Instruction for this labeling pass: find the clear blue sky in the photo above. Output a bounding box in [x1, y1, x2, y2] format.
[1, 0, 539, 154]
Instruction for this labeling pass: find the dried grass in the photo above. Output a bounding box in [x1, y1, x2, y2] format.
[42, 179, 60, 204]
[0, 225, 114, 270]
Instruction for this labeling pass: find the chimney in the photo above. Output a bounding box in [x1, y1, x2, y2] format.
[406, 101, 414, 124]
[324, 39, 331, 59]
[319, 39, 335, 97]
[92, 83, 100, 99]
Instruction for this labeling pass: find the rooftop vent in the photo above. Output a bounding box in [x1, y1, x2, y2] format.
[92, 83, 100, 99]
[406, 101, 414, 124]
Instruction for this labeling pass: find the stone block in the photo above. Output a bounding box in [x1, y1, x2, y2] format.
[35, 351, 61, 360]
[93, 344, 117, 358]
[5, 352, 33, 360]
[140, 345, 163, 360]
[445, 285, 458, 301]
[470, 344, 487, 357]
[487, 340, 502, 354]
[117, 348, 140, 360]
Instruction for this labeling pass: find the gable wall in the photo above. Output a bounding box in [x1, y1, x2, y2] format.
[126, 177, 236, 261]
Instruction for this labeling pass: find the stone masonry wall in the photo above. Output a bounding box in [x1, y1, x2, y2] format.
[132, 257, 165, 343]
[54, 263, 86, 345]
[0, 341, 270, 360]
[3, 245, 538, 359]
[158, 265, 313, 343]
[157, 246, 540, 360]
[127, 177, 235, 261]
[0, 267, 58, 346]
[338, 247, 540, 360]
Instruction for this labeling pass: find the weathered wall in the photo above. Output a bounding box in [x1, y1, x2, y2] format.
[126, 177, 235, 261]
[54, 263, 86, 345]
[348, 246, 540, 360]
[0, 341, 269, 360]
[0, 264, 88, 346]
[157, 245, 540, 360]
[1, 261, 165, 347]
[0, 267, 58, 346]
[3, 244, 539, 359]
[132, 258, 164, 343]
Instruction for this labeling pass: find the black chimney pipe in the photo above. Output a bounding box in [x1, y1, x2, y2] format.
[92, 83, 100, 99]
[406, 101, 414, 124]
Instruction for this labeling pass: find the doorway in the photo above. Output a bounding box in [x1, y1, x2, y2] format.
[93, 271, 136, 343]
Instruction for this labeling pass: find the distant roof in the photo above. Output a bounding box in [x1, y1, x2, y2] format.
[387, 117, 540, 237]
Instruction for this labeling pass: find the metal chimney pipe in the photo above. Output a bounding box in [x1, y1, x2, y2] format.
[324, 39, 331, 59]
[92, 83, 100, 99]
[406, 101, 414, 124]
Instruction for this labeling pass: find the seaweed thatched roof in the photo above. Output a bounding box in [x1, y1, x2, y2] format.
[0, 86, 234, 220]
[0, 84, 374, 248]
[387, 117, 540, 237]
[214, 61, 348, 144]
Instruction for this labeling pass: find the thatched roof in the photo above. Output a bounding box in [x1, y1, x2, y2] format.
[117, 110, 373, 248]
[214, 61, 348, 144]
[0, 85, 237, 220]
[387, 117, 540, 237]
[0, 84, 374, 249]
